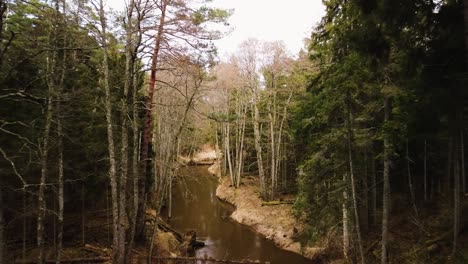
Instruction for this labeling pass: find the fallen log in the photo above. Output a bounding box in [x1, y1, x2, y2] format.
[83, 243, 111, 256]
[424, 230, 452, 246]
[148, 256, 270, 264]
[157, 219, 183, 242]
[261, 200, 294, 206]
[15, 257, 110, 263]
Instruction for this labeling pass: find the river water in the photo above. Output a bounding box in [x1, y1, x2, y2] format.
[163, 166, 311, 264]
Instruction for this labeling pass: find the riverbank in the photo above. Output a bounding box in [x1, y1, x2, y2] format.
[214, 174, 329, 262]
[178, 144, 218, 166]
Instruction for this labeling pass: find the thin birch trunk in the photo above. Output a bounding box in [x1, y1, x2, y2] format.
[252, 88, 265, 197]
[424, 139, 428, 201]
[56, 93, 64, 264]
[268, 105, 275, 200]
[363, 150, 369, 232]
[97, 1, 120, 261]
[342, 174, 350, 262]
[267, 74, 277, 200]
[56, 2, 67, 260]
[127, 57, 141, 263]
[461, 131, 465, 193]
[117, 0, 134, 256]
[147, 219, 158, 264]
[371, 146, 377, 226]
[225, 123, 234, 183]
[38, 40, 55, 264]
[381, 96, 391, 264]
[274, 92, 292, 197]
[236, 103, 247, 188]
[406, 140, 418, 218]
[127, 0, 144, 249]
[37, 8, 62, 256]
[346, 103, 365, 264]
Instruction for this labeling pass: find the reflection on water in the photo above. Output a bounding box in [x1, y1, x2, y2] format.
[163, 166, 311, 264]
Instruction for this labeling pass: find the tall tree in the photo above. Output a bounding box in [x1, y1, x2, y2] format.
[92, 0, 121, 261]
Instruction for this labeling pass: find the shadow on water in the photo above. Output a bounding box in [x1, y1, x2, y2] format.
[162, 166, 312, 264]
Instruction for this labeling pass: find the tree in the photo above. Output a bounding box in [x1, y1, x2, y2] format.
[91, 0, 121, 261]
[138, 0, 230, 238]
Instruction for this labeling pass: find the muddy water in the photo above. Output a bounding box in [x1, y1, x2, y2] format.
[164, 166, 311, 264]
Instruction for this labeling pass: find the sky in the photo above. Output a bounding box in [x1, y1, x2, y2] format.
[210, 0, 325, 57]
[107, 0, 325, 58]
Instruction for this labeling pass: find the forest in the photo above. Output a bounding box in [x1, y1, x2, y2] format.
[1, 0, 468, 263]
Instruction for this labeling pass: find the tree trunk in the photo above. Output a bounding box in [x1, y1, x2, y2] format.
[461, 131, 465, 194]
[381, 96, 391, 264]
[268, 104, 276, 201]
[97, 1, 120, 261]
[0, 185, 4, 264]
[252, 88, 265, 197]
[424, 139, 428, 201]
[168, 175, 172, 219]
[81, 184, 85, 246]
[128, 54, 140, 263]
[38, 43, 55, 264]
[342, 174, 350, 262]
[464, 0, 468, 70]
[137, 0, 167, 239]
[225, 122, 234, 184]
[346, 101, 365, 264]
[452, 130, 460, 256]
[362, 150, 369, 232]
[23, 191, 26, 260]
[56, 110, 64, 264]
[147, 219, 158, 264]
[406, 140, 418, 218]
[118, 0, 134, 256]
[370, 145, 377, 226]
[446, 139, 453, 192]
[56, 3, 67, 260]
[236, 103, 247, 188]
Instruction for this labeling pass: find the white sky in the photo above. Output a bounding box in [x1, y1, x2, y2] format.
[211, 0, 325, 57]
[107, 0, 325, 58]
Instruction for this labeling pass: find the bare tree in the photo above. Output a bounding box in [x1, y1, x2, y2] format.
[238, 39, 265, 194]
[138, 0, 168, 238]
[37, 3, 61, 260]
[261, 41, 292, 200]
[91, 0, 121, 261]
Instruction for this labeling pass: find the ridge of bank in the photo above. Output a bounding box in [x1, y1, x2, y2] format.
[212, 169, 327, 261]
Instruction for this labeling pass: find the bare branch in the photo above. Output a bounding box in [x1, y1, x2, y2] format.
[0, 147, 27, 187]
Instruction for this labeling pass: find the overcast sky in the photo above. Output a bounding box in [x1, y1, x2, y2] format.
[210, 0, 325, 57]
[107, 0, 325, 58]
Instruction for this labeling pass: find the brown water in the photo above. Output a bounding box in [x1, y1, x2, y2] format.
[163, 166, 312, 264]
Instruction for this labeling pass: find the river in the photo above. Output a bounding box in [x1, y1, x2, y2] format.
[163, 166, 311, 264]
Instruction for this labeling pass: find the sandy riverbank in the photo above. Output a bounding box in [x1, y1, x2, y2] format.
[214, 174, 327, 261]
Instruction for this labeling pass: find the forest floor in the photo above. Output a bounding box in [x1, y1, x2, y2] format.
[213, 170, 332, 262]
[11, 205, 181, 263]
